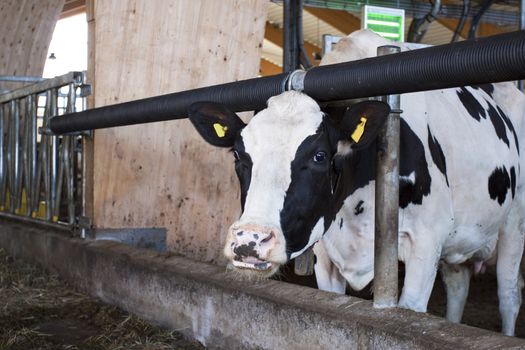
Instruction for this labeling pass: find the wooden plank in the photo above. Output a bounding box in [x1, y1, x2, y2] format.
[0, 0, 65, 91]
[259, 58, 282, 76]
[60, 0, 86, 19]
[438, 18, 510, 38]
[304, 6, 361, 34]
[264, 21, 320, 65]
[92, 0, 268, 263]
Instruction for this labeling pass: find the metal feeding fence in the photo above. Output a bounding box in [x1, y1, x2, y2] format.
[0, 72, 90, 230]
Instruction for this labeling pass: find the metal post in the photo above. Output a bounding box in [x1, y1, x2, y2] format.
[64, 83, 77, 224]
[0, 104, 6, 211]
[27, 94, 38, 216]
[519, 0, 525, 91]
[43, 91, 52, 220]
[49, 88, 59, 222]
[374, 45, 402, 308]
[283, 0, 300, 73]
[9, 100, 22, 213]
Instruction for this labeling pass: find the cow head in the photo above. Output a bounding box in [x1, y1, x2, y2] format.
[188, 91, 389, 277]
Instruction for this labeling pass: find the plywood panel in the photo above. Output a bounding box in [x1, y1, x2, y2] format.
[0, 0, 64, 91]
[92, 0, 268, 264]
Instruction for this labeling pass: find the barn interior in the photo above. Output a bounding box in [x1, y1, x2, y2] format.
[1, 0, 525, 348]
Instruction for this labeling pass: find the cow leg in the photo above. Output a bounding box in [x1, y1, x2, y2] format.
[313, 240, 346, 294]
[398, 233, 442, 312]
[497, 201, 525, 336]
[440, 262, 471, 323]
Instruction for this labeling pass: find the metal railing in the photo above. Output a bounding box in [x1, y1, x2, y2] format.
[0, 72, 90, 230]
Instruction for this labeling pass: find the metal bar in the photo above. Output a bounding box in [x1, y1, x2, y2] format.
[43, 91, 52, 220]
[21, 97, 31, 216]
[28, 94, 38, 215]
[9, 100, 22, 213]
[518, 0, 525, 92]
[65, 84, 77, 224]
[49, 88, 59, 222]
[0, 75, 46, 83]
[49, 30, 525, 135]
[0, 72, 83, 104]
[373, 45, 401, 309]
[0, 211, 72, 232]
[0, 104, 6, 210]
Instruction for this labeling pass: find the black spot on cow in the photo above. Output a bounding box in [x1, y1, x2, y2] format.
[457, 87, 486, 122]
[398, 120, 432, 208]
[339, 218, 344, 229]
[281, 124, 337, 256]
[497, 106, 519, 154]
[510, 166, 516, 199]
[488, 166, 511, 205]
[487, 103, 510, 148]
[332, 118, 432, 213]
[427, 126, 449, 186]
[233, 138, 253, 211]
[233, 243, 260, 259]
[472, 84, 494, 98]
[237, 231, 244, 236]
[354, 200, 364, 215]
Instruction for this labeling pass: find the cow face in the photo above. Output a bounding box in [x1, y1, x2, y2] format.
[188, 91, 389, 277]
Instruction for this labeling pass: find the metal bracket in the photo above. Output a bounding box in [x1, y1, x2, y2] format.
[286, 69, 306, 92]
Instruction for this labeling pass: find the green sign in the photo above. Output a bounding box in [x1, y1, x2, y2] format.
[362, 5, 405, 42]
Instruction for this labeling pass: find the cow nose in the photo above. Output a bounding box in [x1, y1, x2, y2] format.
[232, 230, 274, 256]
[230, 228, 276, 269]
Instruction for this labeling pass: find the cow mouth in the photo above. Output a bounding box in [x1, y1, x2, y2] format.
[232, 257, 273, 271]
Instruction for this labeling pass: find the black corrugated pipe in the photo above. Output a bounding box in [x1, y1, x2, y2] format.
[49, 30, 525, 134]
[451, 0, 470, 42]
[407, 0, 441, 43]
[468, 0, 494, 39]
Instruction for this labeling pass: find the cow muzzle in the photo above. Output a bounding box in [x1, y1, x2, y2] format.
[224, 224, 286, 274]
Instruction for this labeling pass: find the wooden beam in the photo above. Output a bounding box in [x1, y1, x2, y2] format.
[438, 18, 509, 38]
[304, 6, 360, 34]
[60, 0, 86, 19]
[259, 58, 281, 76]
[264, 21, 320, 65]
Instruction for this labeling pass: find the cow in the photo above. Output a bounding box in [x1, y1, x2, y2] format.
[187, 29, 525, 336]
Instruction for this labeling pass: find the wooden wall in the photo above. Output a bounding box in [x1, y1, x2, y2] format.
[0, 0, 65, 90]
[90, 0, 268, 264]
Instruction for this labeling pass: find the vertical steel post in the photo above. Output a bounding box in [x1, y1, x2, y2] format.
[27, 94, 38, 216]
[283, 0, 298, 73]
[9, 100, 22, 213]
[42, 91, 52, 220]
[64, 83, 77, 224]
[519, 0, 525, 91]
[0, 104, 5, 210]
[49, 88, 59, 222]
[374, 45, 402, 308]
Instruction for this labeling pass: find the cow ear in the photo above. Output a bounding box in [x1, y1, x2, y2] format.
[339, 101, 390, 150]
[188, 102, 246, 148]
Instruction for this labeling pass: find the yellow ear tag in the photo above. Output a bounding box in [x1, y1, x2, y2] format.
[213, 123, 228, 138]
[351, 116, 367, 143]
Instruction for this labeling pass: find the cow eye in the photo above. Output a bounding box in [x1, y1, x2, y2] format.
[233, 150, 240, 161]
[313, 151, 327, 163]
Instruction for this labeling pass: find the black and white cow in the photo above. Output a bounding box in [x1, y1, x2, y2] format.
[188, 30, 525, 336]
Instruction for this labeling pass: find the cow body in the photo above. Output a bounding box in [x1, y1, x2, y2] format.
[188, 30, 525, 336]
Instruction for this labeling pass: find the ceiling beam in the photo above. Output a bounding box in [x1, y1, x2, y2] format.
[60, 0, 86, 19]
[437, 18, 509, 38]
[303, 6, 361, 34]
[264, 21, 321, 65]
[259, 58, 282, 76]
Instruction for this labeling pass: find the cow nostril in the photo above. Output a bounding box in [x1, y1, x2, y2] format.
[260, 232, 274, 244]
